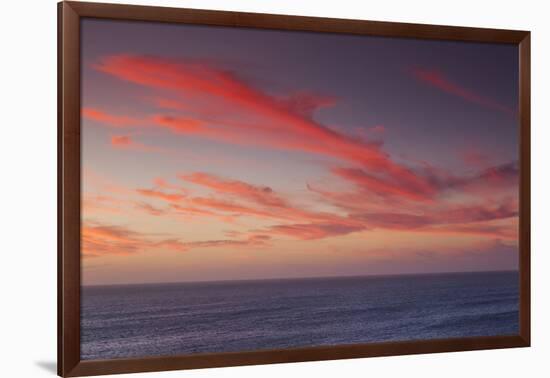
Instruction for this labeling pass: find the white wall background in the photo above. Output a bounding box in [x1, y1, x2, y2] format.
[2, 0, 548, 376]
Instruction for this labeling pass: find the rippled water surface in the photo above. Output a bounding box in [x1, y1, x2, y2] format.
[81, 271, 519, 360]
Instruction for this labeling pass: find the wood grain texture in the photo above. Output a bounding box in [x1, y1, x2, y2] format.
[58, 2, 81, 376]
[518, 34, 531, 346]
[67, 1, 528, 43]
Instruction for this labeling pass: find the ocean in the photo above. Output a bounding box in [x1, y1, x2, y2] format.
[81, 271, 519, 360]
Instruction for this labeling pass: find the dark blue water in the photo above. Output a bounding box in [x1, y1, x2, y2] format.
[81, 271, 519, 360]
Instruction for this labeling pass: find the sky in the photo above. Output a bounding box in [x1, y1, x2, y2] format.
[80, 18, 519, 286]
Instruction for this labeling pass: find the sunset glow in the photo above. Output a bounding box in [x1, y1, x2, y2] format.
[81, 19, 519, 285]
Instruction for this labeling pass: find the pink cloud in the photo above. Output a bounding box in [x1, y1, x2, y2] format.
[332, 167, 437, 202]
[82, 194, 130, 215]
[82, 223, 158, 257]
[85, 55, 520, 245]
[140, 171, 518, 241]
[83, 221, 271, 257]
[411, 68, 515, 116]
[151, 115, 204, 134]
[135, 202, 166, 216]
[443, 161, 519, 195]
[136, 188, 186, 203]
[94, 54, 439, 203]
[263, 222, 365, 240]
[111, 135, 132, 146]
[458, 147, 492, 167]
[181, 172, 287, 207]
[354, 203, 516, 231]
[369, 125, 385, 133]
[82, 108, 144, 127]
[110, 134, 166, 153]
[134, 174, 366, 239]
[278, 91, 337, 117]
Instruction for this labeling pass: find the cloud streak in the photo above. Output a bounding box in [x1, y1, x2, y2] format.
[94, 54, 439, 203]
[83, 56, 519, 258]
[411, 68, 515, 116]
[82, 108, 144, 127]
[181, 172, 287, 207]
[83, 222, 271, 257]
[110, 134, 163, 153]
[132, 172, 518, 242]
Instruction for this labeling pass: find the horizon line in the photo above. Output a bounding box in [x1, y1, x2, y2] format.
[82, 268, 519, 288]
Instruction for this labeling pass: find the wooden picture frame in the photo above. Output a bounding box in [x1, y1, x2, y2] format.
[58, 1, 530, 376]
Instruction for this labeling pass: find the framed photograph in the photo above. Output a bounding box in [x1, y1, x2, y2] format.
[58, 1, 530, 376]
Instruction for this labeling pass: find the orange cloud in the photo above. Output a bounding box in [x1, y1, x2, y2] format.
[181, 172, 287, 207]
[170, 203, 220, 217]
[175, 235, 270, 250]
[110, 135, 132, 146]
[82, 222, 270, 257]
[189, 196, 275, 219]
[187, 192, 359, 228]
[82, 223, 155, 257]
[264, 222, 365, 240]
[82, 194, 130, 215]
[136, 188, 186, 203]
[135, 202, 166, 216]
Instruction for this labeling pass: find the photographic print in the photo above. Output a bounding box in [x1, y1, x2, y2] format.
[78, 15, 523, 363]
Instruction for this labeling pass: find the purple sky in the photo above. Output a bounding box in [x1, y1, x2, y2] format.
[80, 18, 519, 285]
